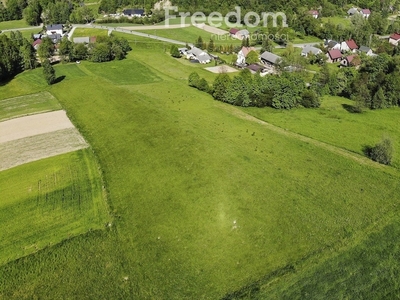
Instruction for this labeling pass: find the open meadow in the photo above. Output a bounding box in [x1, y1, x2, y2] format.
[0, 33, 400, 298]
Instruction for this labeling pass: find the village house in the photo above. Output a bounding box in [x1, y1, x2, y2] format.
[361, 9, 371, 18]
[123, 9, 145, 17]
[47, 34, 62, 44]
[301, 45, 322, 57]
[260, 51, 282, 66]
[326, 49, 342, 63]
[325, 40, 341, 50]
[309, 10, 319, 18]
[46, 24, 63, 36]
[389, 33, 400, 46]
[340, 39, 358, 53]
[347, 7, 359, 16]
[236, 46, 256, 64]
[229, 28, 239, 37]
[246, 64, 268, 75]
[358, 45, 374, 56]
[186, 47, 211, 64]
[340, 55, 360, 67]
[32, 39, 42, 50]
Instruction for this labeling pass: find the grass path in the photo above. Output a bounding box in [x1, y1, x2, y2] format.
[222, 105, 399, 177]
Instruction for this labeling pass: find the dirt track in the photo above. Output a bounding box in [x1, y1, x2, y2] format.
[0, 110, 74, 143]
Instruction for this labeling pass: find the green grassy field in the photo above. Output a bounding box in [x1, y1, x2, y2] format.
[0, 149, 110, 265]
[134, 25, 241, 45]
[0, 19, 30, 30]
[72, 28, 108, 37]
[242, 95, 400, 168]
[1, 33, 400, 299]
[321, 16, 352, 28]
[0, 91, 61, 121]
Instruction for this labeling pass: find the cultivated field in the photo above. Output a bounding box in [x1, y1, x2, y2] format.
[0, 149, 109, 265]
[0, 91, 61, 121]
[1, 32, 400, 299]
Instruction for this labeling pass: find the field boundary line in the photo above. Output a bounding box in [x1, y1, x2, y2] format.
[221, 104, 399, 177]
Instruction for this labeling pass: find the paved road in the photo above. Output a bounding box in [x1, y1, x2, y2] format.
[72, 24, 190, 46]
[0, 26, 41, 32]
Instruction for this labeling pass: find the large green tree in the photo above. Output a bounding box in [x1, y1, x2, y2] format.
[42, 58, 56, 85]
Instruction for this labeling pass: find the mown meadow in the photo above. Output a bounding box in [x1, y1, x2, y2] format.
[0, 33, 400, 298]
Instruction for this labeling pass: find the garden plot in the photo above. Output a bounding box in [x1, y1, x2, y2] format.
[0, 110, 88, 171]
[205, 65, 238, 73]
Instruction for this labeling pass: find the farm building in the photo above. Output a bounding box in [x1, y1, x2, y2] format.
[301, 45, 322, 57]
[389, 33, 400, 46]
[260, 51, 282, 66]
[186, 47, 211, 64]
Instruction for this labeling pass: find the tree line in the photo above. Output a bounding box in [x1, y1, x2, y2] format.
[0, 0, 96, 24]
[312, 53, 400, 111]
[188, 69, 321, 109]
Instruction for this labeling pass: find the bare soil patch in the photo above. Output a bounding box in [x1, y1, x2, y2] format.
[205, 65, 238, 73]
[194, 23, 229, 35]
[0, 110, 74, 143]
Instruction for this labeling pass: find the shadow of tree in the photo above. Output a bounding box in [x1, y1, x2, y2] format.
[54, 75, 66, 84]
[342, 103, 362, 113]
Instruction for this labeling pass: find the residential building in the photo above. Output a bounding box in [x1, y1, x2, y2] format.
[236, 46, 256, 64]
[301, 45, 322, 57]
[46, 24, 63, 36]
[326, 49, 342, 62]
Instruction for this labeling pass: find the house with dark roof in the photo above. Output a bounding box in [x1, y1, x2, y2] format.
[358, 45, 373, 56]
[361, 9, 371, 18]
[123, 9, 145, 17]
[46, 24, 63, 35]
[341, 39, 358, 53]
[389, 33, 400, 46]
[326, 49, 342, 62]
[340, 55, 360, 67]
[260, 51, 281, 66]
[236, 46, 256, 64]
[246, 63, 267, 75]
[325, 40, 341, 50]
[309, 10, 319, 18]
[301, 45, 322, 57]
[47, 33, 62, 44]
[186, 47, 211, 64]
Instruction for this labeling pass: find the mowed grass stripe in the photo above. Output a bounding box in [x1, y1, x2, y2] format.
[0, 128, 88, 171]
[0, 91, 61, 121]
[0, 149, 109, 265]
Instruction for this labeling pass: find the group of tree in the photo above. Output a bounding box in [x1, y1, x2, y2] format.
[0, 0, 96, 24]
[57, 34, 131, 62]
[188, 69, 321, 109]
[0, 31, 36, 82]
[312, 53, 400, 111]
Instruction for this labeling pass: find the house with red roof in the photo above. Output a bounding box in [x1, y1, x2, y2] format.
[326, 49, 342, 63]
[236, 46, 256, 64]
[229, 28, 239, 37]
[389, 33, 400, 46]
[361, 9, 371, 18]
[340, 55, 361, 67]
[309, 10, 319, 18]
[32, 39, 42, 50]
[340, 39, 358, 53]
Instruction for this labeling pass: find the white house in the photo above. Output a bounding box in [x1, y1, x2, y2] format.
[389, 33, 400, 46]
[325, 40, 341, 50]
[186, 47, 211, 64]
[358, 45, 374, 56]
[361, 9, 371, 18]
[46, 24, 63, 36]
[340, 39, 358, 53]
[301, 45, 322, 57]
[309, 10, 319, 18]
[347, 7, 358, 15]
[236, 46, 256, 64]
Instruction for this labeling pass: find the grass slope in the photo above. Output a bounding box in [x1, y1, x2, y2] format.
[0, 149, 110, 265]
[0, 91, 61, 121]
[72, 28, 108, 37]
[0, 38, 400, 298]
[0, 19, 29, 30]
[242, 95, 400, 168]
